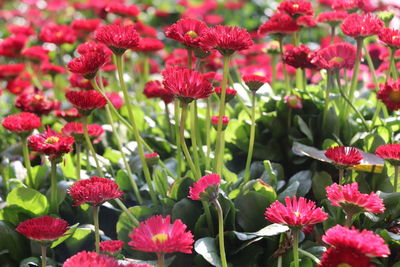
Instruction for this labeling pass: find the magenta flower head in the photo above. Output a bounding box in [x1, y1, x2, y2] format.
[67, 51, 106, 79]
[63, 251, 120, 267]
[16, 216, 69, 244]
[95, 24, 140, 55]
[376, 143, 400, 165]
[211, 116, 229, 130]
[99, 240, 124, 256]
[189, 174, 221, 202]
[128, 215, 194, 254]
[165, 18, 209, 48]
[68, 176, 123, 206]
[265, 196, 328, 229]
[324, 146, 363, 168]
[326, 182, 385, 216]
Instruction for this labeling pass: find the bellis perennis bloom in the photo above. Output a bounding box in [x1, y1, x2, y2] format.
[63, 251, 119, 267]
[377, 80, 400, 111]
[68, 176, 123, 206]
[128, 215, 194, 254]
[16, 216, 69, 243]
[189, 174, 221, 201]
[322, 225, 390, 258]
[319, 246, 373, 267]
[265, 196, 327, 228]
[326, 182, 385, 215]
[376, 143, 400, 165]
[311, 43, 356, 70]
[165, 18, 208, 48]
[67, 52, 106, 79]
[277, 0, 314, 17]
[99, 240, 124, 255]
[66, 90, 107, 115]
[211, 116, 229, 130]
[162, 67, 213, 104]
[324, 146, 363, 168]
[340, 13, 383, 39]
[379, 28, 400, 49]
[258, 13, 300, 36]
[95, 24, 140, 55]
[2, 112, 41, 134]
[214, 86, 237, 102]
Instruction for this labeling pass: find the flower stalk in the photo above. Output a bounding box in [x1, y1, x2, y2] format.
[40, 245, 47, 267]
[21, 137, 34, 188]
[157, 252, 165, 267]
[50, 160, 58, 214]
[75, 143, 81, 180]
[394, 165, 399, 192]
[92, 205, 100, 253]
[174, 101, 182, 178]
[278, 36, 291, 95]
[214, 199, 228, 267]
[82, 116, 104, 177]
[292, 228, 300, 267]
[244, 91, 257, 183]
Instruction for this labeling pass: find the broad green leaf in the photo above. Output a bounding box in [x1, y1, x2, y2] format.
[51, 223, 79, 248]
[278, 181, 299, 202]
[64, 226, 93, 254]
[0, 221, 29, 261]
[312, 171, 332, 201]
[194, 237, 221, 267]
[295, 116, 313, 142]
[288, 171, 312, 197]
[6, 187, 49, 216]
[172, 198, 202, 229]
[103, 147, 122, 164]
[60, 153, 77, 179]
[233, 223, 289, 241]
[30, 165, 47, 189]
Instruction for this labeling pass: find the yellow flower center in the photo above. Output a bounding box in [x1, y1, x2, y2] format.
[152, 233, 168, 244]
[185, 30, 198, 39]
[338, 263, 352, 267]
[389, 90, 400, 103]
[294, 211, 301, 217]
[253, 71, 265, 76]
[329, 56, 344, 64]
[56, 32, 63, 38]
[45, 136, 59, 144]
[393, 36, 400, 41]
[34, 94, 43, 100]
[293, 4, 299, 8]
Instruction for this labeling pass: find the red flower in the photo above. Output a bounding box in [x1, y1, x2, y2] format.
[211, 115, 229, 130]
[379, 28, 400, 50]
[71, 18, 101, 33]
[165, 18, 209, 48]
[68, 176, 123, 206]
[128, 215, 194, 254]
[134, 37, 165, 53]
[189, 174, 221, 201]
[265, 196, 328, 228]
[376, 80, 400, 110]
[39, 24, 76, 45]
[331, 0, 358, 10]
[22, 46, 49, 62]
[62, 122, 104, 143]
[105, 92, 123, 109]
[214, 86, 237, 102]
[311, 43, 356, 70]
[243, 75, 269, 92]
[41, 62, 65, 76]
[162, 67, 213, 103]
[340, 13, 383, 39]
[66, 90, 107, 113]
[319, 247, 372, 267]
[0, 35, 27, 58]
[143, 80, 174, 104]
[316, 11, 348, 27]
[6, 76, 32, 95]
[284, 95, 303, 109]
[55, 108, 81, 121]
[63, 251, 119, 267]
[283, 44, 316, 69]
[258, 13, 300, 36]
[324, 146, 363, 167]
[95, 24, 140, 55]
[28, 127, 74, 160]
[2, 112, 41, 134]
[326, 182, 385, 214]
[376, 143, 400, 165]
[0, 63, 25, 79]
[105, 3, 140, 17]
[16, 216, 69, 243]
[296, 15, 316, 27]
[99, 240, 124, 254]
[15, 92, 60, 115]
[68, 52, 106, 79]
[77, 42, 112, 57]
[7, 24, 34, 37]
[278, 0, 314, 17]
[69, 74, 108, 90]
[322, 225, 390, 258]
[199, 25, 253, 56]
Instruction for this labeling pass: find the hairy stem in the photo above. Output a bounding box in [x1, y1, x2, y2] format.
[244, 92, 257, 183]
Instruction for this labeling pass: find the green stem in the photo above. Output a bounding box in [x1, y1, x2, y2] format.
[82, 116, 104, 177]
[93, 206, 100, 253]
[21, 138, 34, 188]
[40, 245, 47, 267]
[292, 229, 300, 267]
[190, 102, 201, 176]
[278, 37, 291, 95]
[205, 98, 212, 171]
[345, 212, 353, 227]
[298, 248, 320, 265]
[75, 143, 81, 180]
[214, 199, 228, 267]
[180, 103, 201, 179]
[390, 48, 399, 80]
[244, 92, 256, 183]
[25, 61, 43, 90]
[335, 71, 369, 131]
[271, 54, 277, 91]
[293, 32, 303, 92]
[164, 102, 174, 140]
[214, 55, 231, 175]
[339, 168, 345, 185]
[344, 38, 363, 116]
[50, 160, 58, 214]
[330, 26, 335, 44]
[115, 55, 158, 204]
[114, 198, 139, 226]
[216, 131, 226, 175]
[322, 71, 332, 130]
[174, 101, 182, 179]
[394, 165, 399, 193]
[157, 253, 165, 267]
[363, 42, 379, 90]
[143, 55, 149, 84]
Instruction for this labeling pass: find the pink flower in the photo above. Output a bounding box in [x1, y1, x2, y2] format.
[99, 240, 124, 255]
[128, 215, 194, 254]
[265, 196, 328, 228]
[324, 146, 363, 167]
[311, 43, 356, 70]
[284, 95, 303, 109]
[16, 216, 69, 243]
[376, 143, 400, 165]
[319, 246, 372, 267]
[63, 251, 119, 267]
[326, 182, 385, 214]
[165, 18, 209, 48]
[322, 225, 390, 258]
[340, 13, 383, 39]
[189, 174, 221, 201]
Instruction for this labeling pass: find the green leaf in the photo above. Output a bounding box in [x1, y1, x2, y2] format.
[30, 165, 47, 189]
[64, 226, 93, 254]
[278, 181, 299, 202]
[6, 187, 49, 216]
[288, 171, 312, 197]
[172, 198, 202, 229]
[194, 237, 221, 267]
[60, 153, 77, 179]
[103, 148, 122, 164]
[115, 170, 133, 191]
[295, 116, 313, 142]
[0, 221, 29, 261]
[168, 177, 194, 200]
[312, 171, 332, 201]
[233, 223, 289, 241]
[51, 223, 79, 248]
